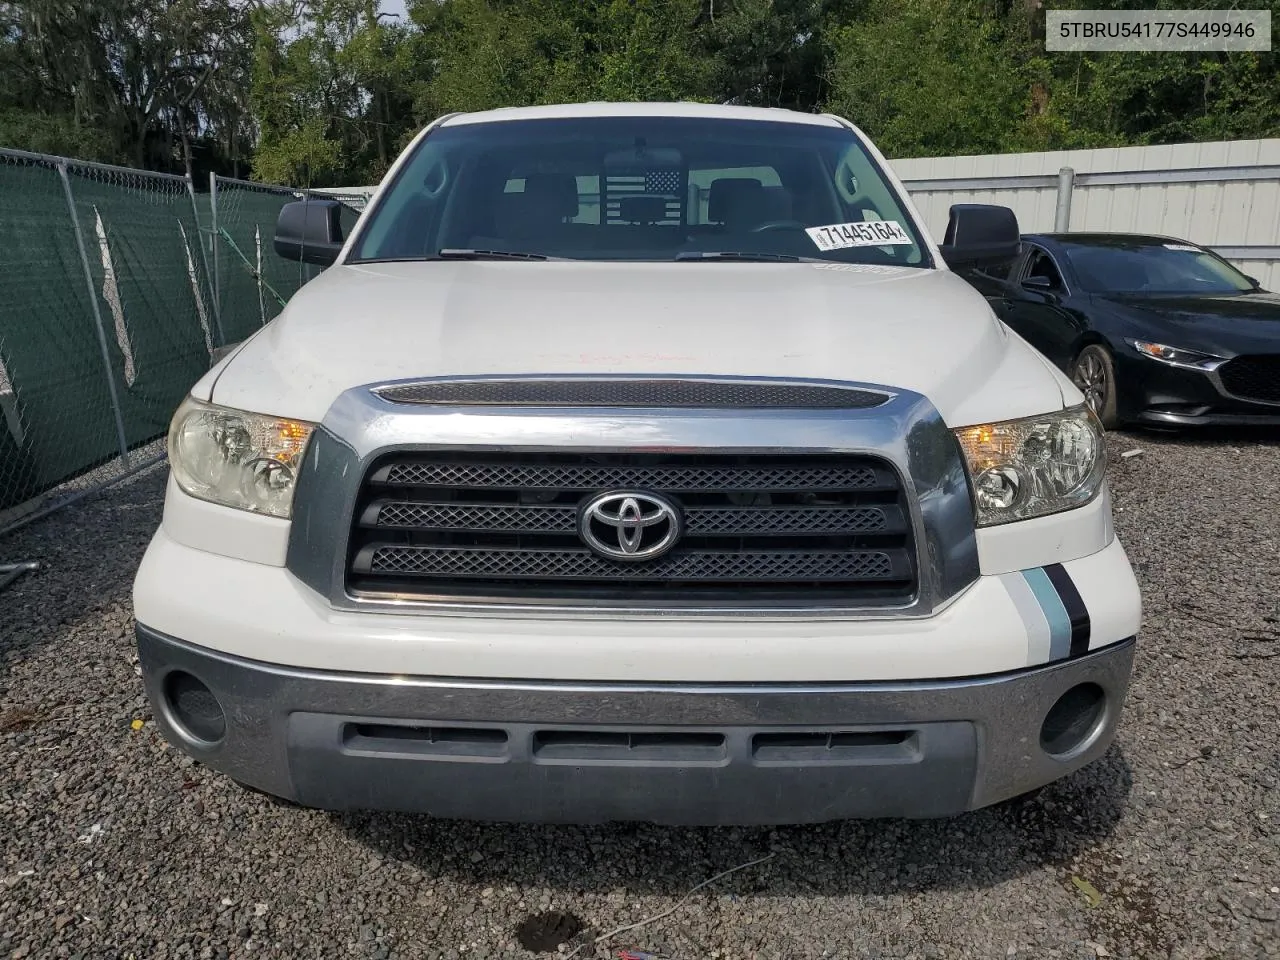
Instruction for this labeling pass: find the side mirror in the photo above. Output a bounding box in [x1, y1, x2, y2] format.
[273, 199, 344, 266]
[938, 203, 1020, 270]
[1021, 275, 1055, 291]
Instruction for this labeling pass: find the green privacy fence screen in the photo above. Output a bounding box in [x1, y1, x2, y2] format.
[0, 148, 369, 537]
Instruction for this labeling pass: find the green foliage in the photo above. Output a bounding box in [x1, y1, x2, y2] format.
[826, 0, 1030, 156]
[249, 0, 419, 186]
[823, 0, 1280, 156]
[408, 0, 717, 116]
[0, 110, 122, 164]
[594, 0, 718, 102]
[702, 0, 860, 110]
[250, 117, 345, 187]
[0, 0, 255, 175]
[1046, 48, 1280, 147]
[1, 0, 1277, 181]
[1032, 0, 1280, 145]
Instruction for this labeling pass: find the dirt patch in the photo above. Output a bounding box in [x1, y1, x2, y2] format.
[0, 707, 44, 733]
[515, 910, 586, 953]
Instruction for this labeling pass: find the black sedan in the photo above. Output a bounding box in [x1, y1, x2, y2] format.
[960, 232, 1280, 428]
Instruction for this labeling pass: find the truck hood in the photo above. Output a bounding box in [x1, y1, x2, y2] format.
[208, 260, 1068, 427]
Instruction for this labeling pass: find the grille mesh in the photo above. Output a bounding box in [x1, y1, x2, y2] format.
[686, 506, 888, 535]
[372, 501, 889, 536]
[380, 461, 882, 492]
[367, 546, 896, 582]
[375, 378, 890, 409]
[377, 502, 575, 531]
[1219, 355, 1280, 405]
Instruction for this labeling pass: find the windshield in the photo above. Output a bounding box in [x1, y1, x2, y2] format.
[1062, 239, 1255, 295]
[349, 116, 929, 266]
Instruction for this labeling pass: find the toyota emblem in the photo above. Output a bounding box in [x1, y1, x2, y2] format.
[578, 490, 681, 561]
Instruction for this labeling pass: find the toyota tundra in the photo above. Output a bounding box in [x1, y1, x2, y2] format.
[132, 102, 1142, 824]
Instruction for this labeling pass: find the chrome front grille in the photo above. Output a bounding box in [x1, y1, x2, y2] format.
[346, 452, 916, 607]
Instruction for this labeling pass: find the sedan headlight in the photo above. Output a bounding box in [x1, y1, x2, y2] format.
[953, 405, 1105, 527]
[168, 396, 315, 518]
[1127, 339, 1226, 370]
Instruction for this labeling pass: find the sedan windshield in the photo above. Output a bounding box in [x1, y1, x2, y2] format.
[348, 116, 929, 267]
[1062, 239, 1256, 295]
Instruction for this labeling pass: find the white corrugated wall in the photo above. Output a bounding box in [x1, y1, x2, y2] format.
[892, 138, 1280, 290]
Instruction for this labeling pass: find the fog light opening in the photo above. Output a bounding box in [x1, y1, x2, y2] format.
[162, 670, 226, 746]
[1040, 682, 1106, 758]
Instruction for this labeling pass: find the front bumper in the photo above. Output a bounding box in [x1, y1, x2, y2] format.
[133, 524, 1140, 683]
[138, 625, 1135, 825]
[1114, 351, 1280, 426]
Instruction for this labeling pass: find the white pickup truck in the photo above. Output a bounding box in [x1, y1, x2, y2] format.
[133, 102, 1142, 824]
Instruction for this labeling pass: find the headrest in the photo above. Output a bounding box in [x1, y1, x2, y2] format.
[759, 186, 793, 222]
[708, 178, 765, 223]
[495, 173, 579, 238]
[517, 173, 580, 220]
[618, 196, 669, 224]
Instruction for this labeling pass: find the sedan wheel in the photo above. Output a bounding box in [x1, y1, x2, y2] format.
[1070, 345, 1119, 429]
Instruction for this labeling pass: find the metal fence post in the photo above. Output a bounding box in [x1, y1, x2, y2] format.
[58, 161, 132, 467]
[1054, 166, 1075, 232]
[210, 172, 221, 325]
[188, 174, 224, 346]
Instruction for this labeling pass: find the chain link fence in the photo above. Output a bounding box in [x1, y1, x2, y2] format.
[0, 148, 218, 539]
[209, 176, 368, 344]
[0, 151, 371, 546]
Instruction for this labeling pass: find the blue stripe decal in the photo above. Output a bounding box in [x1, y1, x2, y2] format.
[1021, 567, 1073, 660]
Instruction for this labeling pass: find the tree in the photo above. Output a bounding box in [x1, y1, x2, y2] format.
[1, 0, 1275, 180]
[824, 0, 1032, 156]
[250, 0, 416, 185]
[1001, 0, 1280, 150]
[408, 0, 717, 118]
[0, 0, 255, 175]
[700, 0, 862, 110]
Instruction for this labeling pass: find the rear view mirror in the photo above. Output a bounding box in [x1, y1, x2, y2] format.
[273, 199, 344, 266]
[603, 146, 683, 169]
[1021, 275, 1054, 291]
[938, 204, 1020, 271]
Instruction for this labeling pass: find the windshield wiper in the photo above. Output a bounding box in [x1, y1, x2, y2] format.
[437, 248, 551, 261]
[673, 251, 820, 263]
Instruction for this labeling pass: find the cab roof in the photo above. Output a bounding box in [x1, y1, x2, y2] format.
[438, 101, 847, 128]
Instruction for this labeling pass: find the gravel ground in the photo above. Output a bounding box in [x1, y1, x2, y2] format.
[1, 430, 1278, 960]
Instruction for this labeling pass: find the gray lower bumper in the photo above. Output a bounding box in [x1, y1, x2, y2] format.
[136, 626, 1135, 825]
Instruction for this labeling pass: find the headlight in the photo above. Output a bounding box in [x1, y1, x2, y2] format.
[167, 396, 315, 518]
[953, 405, 1105, 527]
[1127, 339, 1225, 370]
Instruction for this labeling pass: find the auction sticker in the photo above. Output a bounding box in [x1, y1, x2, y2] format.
[807, 220, 912, 252]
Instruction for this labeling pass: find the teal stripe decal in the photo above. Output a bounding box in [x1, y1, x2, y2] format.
[1021, 567, 1073, 661]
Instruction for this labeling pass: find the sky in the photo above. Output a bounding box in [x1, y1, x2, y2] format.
[381, 0, 409, 20]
